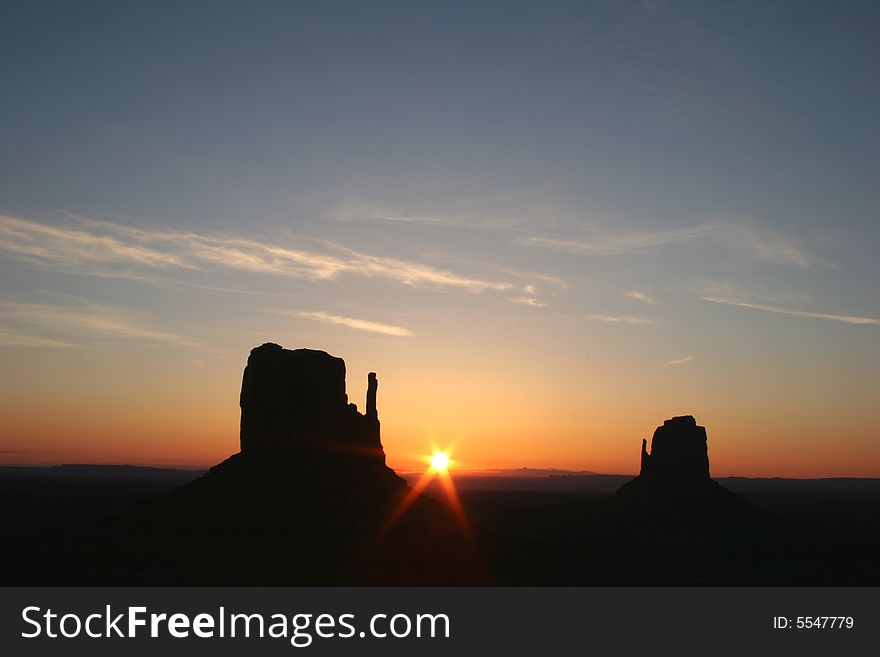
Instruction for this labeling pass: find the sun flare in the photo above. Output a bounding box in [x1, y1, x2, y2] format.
[430, 451, 450, 472]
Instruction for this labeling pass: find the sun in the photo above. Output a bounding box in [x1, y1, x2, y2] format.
[430, 451, 450, 473]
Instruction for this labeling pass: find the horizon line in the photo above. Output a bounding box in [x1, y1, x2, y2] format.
[1, 461, 879, 480]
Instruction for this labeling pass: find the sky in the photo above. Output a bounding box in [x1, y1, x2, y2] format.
[1, 0, 879, 477]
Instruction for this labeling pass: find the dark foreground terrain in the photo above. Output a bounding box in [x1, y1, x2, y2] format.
[1, 465, 878, 585]
[443, 474, 880, 585]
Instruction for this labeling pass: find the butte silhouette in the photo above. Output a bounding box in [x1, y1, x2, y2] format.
[612, 415, 759, 526]
[202, 342, 403, 497]
[66, 343, 483, 585]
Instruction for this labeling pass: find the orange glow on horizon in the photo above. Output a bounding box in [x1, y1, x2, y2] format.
[1, 344, 879, 479]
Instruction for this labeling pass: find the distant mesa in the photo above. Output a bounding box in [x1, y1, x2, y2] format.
[639, 415, 709, 482]
[614, 415, 759, 524]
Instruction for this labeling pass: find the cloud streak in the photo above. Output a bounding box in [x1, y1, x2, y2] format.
[0, 214, 520, 296]
[587, 314, 658, 325]
[664, 356, 694, 366]
[518, 224, 717, 256]
[0, 301, 185, 344]
[0, 327, 74, 348]
[509, 296, 547, 308]
[701, 297, 880, 325]
[0, 214, 189, 270]
[624, 291, 657, 304]
[298, 311, 414, 337]
[516, 219, 832, 269]
[325, 201, 536, 232]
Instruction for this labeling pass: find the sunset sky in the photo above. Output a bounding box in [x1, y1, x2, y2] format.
[2, 1, 879, 477]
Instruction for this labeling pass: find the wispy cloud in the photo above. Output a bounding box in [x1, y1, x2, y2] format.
[507, 282, 552, 308]
[91, 218, 514, 292]
[0, 327, 74, 348]
[0, 214, 189, 269]
[517, 224, 717, 256]
[0, 300, 185, 344]
[0, 214, 519, 296]
[664, 356, 694, 366]
[325, 201, 536, 232]
[516, 219, 832, 269]
[624, 291, 657, 304]
[509, 296, 547, 308]
[328, 203, 469, 227]
[701, 297, 880, 326]
[587, 314, 658, 325]
[297, 311, 414, 337]
[328, 201, 830, 270]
